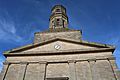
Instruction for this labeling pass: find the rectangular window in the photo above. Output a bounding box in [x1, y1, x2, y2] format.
[46, 77, 69, 80]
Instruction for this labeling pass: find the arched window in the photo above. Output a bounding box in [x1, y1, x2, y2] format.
[52, 21, 55, 28]
[56, 19, 60, 26]
[63, 20, 65, 28]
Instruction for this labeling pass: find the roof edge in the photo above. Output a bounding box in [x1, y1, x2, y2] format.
[3, 37, 115, 54]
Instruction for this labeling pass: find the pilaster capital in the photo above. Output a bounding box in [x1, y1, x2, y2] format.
[88, 58, 96, 62]
[19, 62, 28, 65]
[107, 56, 116, 60]
[68, 60, 76, 63]
[39, 61, 47, 64]
[3, 61, 10, 65]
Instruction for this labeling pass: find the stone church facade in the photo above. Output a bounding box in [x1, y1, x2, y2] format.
[0, 5, 120, 80]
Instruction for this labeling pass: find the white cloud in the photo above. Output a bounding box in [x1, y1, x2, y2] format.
[0, 18, 16, 34]
[0, 10, 23, 43]
[0, 56, 5, 73]
[0, 63, 3, 72]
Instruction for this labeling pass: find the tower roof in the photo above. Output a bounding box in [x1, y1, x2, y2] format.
[51, 5, 66, 12]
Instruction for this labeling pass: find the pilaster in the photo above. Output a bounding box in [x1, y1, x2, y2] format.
[0, 61, 10, 80]
[108, 57, 120, 80]
[17, 62, 28, 80]
[39, 61, 47, 80]
[88, 59, 101, 80]
[68, 60, 76, 80]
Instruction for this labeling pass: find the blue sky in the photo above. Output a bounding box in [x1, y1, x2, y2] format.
[0, 0, 120, 71]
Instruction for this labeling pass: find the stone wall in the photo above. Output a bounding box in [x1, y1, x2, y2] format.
[34, 30, 82, 43]
[0, 51, 120, 80]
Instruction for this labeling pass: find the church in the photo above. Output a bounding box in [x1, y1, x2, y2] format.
[0, 5, 120, 80]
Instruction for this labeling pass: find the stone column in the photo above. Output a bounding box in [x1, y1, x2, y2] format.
[0, 62, 10, 80]
[17, 62, 28, 80]
[39, 61, 47, 80]
[68, 60, 76, 80]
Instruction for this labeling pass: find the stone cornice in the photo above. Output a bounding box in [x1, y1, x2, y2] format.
[34, 29, 81, 34]
[3, 56, 115, 64]
[4, 47, 115, 57]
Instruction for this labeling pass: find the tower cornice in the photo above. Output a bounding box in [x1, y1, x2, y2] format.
[51, 5, 66, 12]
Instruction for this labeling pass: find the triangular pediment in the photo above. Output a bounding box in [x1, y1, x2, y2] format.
[4, 38, 115, 56]
[23, 40, 100, 52]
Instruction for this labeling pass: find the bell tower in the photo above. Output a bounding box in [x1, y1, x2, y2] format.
[49, 5, 68, 30]
[34, 5, 82, 43]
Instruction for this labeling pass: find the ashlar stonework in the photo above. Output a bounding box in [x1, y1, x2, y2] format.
[0, 5, 120, 80]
